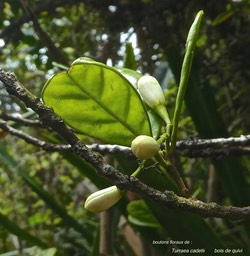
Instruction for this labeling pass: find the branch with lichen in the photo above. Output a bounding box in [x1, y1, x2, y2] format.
[1, 117, 250, 158]
[0, 69, 250, 220]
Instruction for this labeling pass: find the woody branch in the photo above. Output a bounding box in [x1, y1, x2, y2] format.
[0, 69, 250, 221]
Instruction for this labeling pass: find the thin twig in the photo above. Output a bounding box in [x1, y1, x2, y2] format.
[0, 69, 250, 221]
[1, 117, 250, 158]
[0, 120, 71, 152]
[91, 138, 250, 157]
[0, 113, 42, 127]
[176, 136, 250, 157]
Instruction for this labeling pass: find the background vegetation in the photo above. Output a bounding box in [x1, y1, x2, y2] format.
[0, 0, 250, 255]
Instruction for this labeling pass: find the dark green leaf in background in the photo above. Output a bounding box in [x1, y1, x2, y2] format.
[127, 200, 160, 228]
[123, 42, 137, 71]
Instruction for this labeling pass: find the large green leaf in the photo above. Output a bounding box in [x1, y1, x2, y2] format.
[42, 57, 151, 146]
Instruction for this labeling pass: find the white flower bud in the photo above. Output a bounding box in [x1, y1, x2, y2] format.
[84, 186, 122, 213]
[131, 135, 160, 160]
[138, 76, 169, 123]
[138, 76, 166, 109]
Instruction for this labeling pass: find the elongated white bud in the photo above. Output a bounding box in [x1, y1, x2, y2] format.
[138, 76, 169, 123]
[131, 135, 160, 160]
[138, 76, 166, 108]
[84, 186, 122, 213]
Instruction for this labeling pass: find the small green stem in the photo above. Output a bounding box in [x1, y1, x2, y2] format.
[157, 122, 173, 153]
[157, 132, 168, 146]
[161, 105, 172, 127]
[170, 10, 204, 153]
[131, 160, 146, 177]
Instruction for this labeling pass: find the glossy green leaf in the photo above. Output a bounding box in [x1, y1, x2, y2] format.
[42, 57, 152, 146]
[115, 67, 142, 88]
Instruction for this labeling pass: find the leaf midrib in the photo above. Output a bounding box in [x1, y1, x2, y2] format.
[67, 71, 140, 137]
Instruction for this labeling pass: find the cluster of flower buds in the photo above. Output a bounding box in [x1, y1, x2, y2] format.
[84, 186, 122, 213]
[85, 75, 168, 213]
[85, 135, 160, 213]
